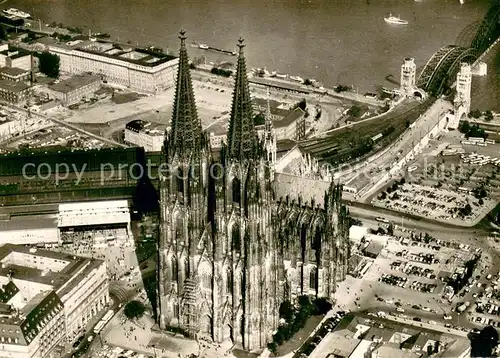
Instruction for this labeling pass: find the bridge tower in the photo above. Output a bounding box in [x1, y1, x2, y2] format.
[400, 57, 417, 97]
[450, 62, 472, 129]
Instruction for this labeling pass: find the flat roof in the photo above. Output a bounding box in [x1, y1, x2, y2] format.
[0, 46, 31, 60]
[275, 107, 305, 128]
[59, 199, 129, 211]
[249, 77, 311, 94]
[48, 74, 100, 94]
[274, 172, 330, 207]
[58, 200, 130, 227]
[0, 215, 57, 231]
[0, 79, 29, 93]
[73, 41, 177, 67]
[0, 243, 105, 345]
[125, 120, 166, 136]
[0, 67, 29, 76]
[0, 244, 104, 293]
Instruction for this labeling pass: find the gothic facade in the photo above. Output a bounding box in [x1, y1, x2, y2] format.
[156, 31, 350, 352]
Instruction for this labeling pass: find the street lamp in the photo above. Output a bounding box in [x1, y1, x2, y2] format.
[151, 344, 157, 358]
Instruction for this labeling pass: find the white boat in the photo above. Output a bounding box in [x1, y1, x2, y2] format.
[2, 8, 31, 19]
[384, 14, 408, 25]
[198, 44, 209, 49]
[275, 73, 287, 79]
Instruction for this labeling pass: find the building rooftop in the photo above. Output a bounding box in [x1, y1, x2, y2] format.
[0, 79, 29, 93]
[125, 119, 167, 136]
[53, 40, 177, 68]
[34, 37, 58, 46]
[252, 97, 284, 111]
[249, 77, 311, 94]
[0, 244, 103, 294]
[0, 290, 64, 346]
[0, 281, 19, 303]
[0, 67, 29, 77]
[48, 74, 100, 94]
[0, 215, 57, 231]
[274, 172, 330, 208]
[0, 46, 31, 60]
[326, 313, 468, 358]
[275, 107, 305, 128]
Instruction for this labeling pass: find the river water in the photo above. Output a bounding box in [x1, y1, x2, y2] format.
[5, 0, 499, 110]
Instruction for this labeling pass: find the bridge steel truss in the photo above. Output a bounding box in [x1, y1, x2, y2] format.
[471, 1, 500, 54]
[416, 45, 458, 91]
[418, 46, 478, 96]
[416, 1, 499, 97]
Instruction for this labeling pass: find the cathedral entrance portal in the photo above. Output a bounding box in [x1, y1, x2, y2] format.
[199, 315, 213, 338]
[223, 324, 233, 342]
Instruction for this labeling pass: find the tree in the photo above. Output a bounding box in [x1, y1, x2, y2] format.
[267, 341, 277, 354]
[279, 301, 294, 322]
[469, 109, 482, 119]
[484, 110, 493, 122]
[470, 325, 499, 357]
[348, 105, 363, 118]
[304, 78, 313, 86]
[458, 120, 470, 134]
[479, 198, 484, 205]
[124, 300, 146, 320]
[38, 52, 60, 78]
[313, 297, 332, 314]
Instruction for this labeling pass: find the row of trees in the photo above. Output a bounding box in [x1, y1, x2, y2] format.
[469, 109, 494, 122]
[210, 67, 232, 77]
[267, 296, 332, 354]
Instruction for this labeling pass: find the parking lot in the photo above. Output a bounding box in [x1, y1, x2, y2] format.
[354, 226, 490, 323]
[371, 130, 500, 226]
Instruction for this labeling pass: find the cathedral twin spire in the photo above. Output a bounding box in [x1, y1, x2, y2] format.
[167, 30, 202, 160]
[168, 32, 262, 162]
[226, 38, 260, 161]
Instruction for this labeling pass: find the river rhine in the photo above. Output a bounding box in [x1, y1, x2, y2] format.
[5, 0, 499, 110]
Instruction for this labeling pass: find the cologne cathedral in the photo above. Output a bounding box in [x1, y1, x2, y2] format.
[156, 30, 350, 352]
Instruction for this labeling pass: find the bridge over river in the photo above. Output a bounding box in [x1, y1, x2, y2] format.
[297, 0, 500, 169]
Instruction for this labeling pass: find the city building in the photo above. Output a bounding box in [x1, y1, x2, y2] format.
[308, 313, 471, 358]
[0, 80, 30, 103]
[57, 200, 131, 244]
[157, 32, 350, 351]
[124, 120, 166, 152]
[264, 107, 306, 141]
[252, 97, 291, 120]
[0, 245, 109, 357]
[208, 106, 306, 149]
[0, 216, 58, 246]
[0, 67, 30, 82]
[0, 44, 32, 71]
[47, 40, 178, 93]
[47, 74, 101, 106]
